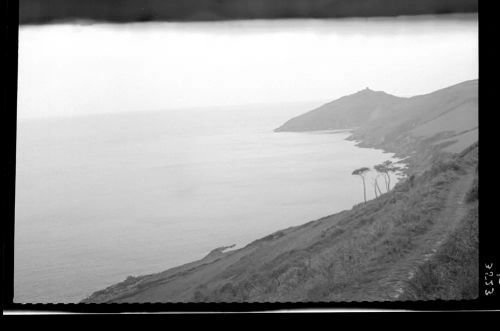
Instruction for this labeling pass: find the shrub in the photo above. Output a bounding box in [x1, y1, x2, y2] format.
[465, 177, 478, 203]
[429, 159, 464, 177]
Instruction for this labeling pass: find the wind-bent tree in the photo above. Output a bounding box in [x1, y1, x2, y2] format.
[374, 163, 389, 192]
[383, 160, 399, 191]
[374, 160, 399, 192]
[352, 167, 370, 203]
[371, 168, 385, 195]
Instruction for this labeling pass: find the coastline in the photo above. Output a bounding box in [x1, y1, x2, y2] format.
[81, 140, 477, 302]
[81, 128, 445, 303]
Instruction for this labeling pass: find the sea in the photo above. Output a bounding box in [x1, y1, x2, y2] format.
[14, 104, 399, 303]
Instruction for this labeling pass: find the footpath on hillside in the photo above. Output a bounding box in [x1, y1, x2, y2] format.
[366, 166, 476, 301]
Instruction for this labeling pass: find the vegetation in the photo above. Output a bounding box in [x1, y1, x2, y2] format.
[400, 172, 478, 300]
[373, 177, 380, 198]
[374, 160, 399, 192]
[352, 167, 370, 203]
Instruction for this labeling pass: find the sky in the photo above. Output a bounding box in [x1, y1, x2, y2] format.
[17, 14, 478, 119]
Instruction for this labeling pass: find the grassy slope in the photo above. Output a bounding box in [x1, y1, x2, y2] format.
[400, 161, 478, 300]
[349, 80, 478, 171]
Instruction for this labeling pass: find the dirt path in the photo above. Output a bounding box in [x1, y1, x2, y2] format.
[367, 168, 475, 301]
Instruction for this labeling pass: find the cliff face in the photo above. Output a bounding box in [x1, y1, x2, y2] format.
[82, 80, 478, 303]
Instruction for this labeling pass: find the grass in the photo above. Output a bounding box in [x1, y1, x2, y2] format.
[400, 175, 478, 300]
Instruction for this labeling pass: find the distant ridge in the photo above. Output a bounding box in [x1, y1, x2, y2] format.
[350, 79, 478, 155]
[275, 79, 478, 156]
[274, 88, 405, 132]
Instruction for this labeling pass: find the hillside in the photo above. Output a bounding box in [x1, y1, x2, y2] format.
[277, 80, 478, 172]
[82, 80, 478, 303]
[351, 80, 477, 150]
[276, 80, 477, 138]
[274, 89, 405, 132]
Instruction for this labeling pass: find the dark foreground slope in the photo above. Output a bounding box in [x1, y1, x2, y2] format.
[83, 143, 478, 303]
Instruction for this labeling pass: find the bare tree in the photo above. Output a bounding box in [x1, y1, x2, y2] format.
[352, 167, 370, 203]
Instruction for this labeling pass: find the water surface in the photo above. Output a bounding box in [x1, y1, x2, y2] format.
[15, 106, 397, 303]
